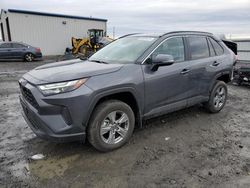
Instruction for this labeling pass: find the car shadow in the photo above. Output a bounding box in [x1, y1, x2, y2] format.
[0, 59, 43, 63]
[23, 104, 207, 157]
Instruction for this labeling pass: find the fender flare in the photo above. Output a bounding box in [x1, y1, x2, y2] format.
[83, 87, 143, 128]
[208, 70, 231, 93]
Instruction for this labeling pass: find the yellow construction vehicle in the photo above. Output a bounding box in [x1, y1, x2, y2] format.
[72, 29, 113, 57]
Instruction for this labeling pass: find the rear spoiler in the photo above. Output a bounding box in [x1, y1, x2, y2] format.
[222, 40, 237, 55]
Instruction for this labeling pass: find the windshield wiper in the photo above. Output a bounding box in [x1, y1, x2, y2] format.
[89, 60, 108, 64]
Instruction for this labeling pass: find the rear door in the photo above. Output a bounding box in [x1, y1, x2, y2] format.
[185, 36, 213, 102]
[207, 37, 230, 89]
[0, 43, 12, 59]
[11, 43, 27, 58]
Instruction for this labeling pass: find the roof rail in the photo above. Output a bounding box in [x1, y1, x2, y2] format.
[160, 31, 213, 37]
[118, 33, 141, 39]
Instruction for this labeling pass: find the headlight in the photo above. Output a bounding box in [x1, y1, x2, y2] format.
[38, 78, 87, 95]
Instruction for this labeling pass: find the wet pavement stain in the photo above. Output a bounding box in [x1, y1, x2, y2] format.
[28, 154, 80, 179]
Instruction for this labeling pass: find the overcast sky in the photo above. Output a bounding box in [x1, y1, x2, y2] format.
[1, 0, 250, 37]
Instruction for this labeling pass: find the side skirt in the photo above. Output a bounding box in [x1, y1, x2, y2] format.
[142, 95, 209, 121]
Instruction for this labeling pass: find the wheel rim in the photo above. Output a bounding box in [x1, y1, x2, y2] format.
[25, 54, 33, 62]
[213, 86, 226, 109]
[100, 110, 129, 145]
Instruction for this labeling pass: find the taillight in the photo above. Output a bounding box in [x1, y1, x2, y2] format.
[35, 48, 41, 53]
[235, 54, 239, 61]
[233, 54, 238, 66]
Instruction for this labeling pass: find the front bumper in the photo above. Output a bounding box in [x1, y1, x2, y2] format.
[20, 97, 85, 142]
[19, 79, 93, 143]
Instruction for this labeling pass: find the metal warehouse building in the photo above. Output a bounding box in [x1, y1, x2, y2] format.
[232, 39, 250, 61]
[0, 9, 107, 55]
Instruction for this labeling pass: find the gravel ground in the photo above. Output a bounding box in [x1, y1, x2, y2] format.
[0, 60, 250, 188]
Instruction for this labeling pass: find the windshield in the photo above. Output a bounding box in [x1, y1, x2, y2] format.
[89, 36, 157, 64]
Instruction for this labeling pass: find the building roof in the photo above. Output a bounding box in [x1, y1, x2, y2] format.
[232, 39, 250, 42]
[226, 34, 250, 42]
[6, 9, 107, 22]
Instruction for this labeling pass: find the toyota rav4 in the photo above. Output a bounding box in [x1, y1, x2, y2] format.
[19, 31, 236, 152]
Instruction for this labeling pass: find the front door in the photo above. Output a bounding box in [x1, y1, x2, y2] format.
[0, 43, 12, 59]
[142, 36, 191, 116]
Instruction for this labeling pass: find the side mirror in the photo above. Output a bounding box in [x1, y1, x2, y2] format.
[151, 54, 175, 71]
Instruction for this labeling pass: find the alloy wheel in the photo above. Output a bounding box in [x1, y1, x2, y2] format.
[100, 110, 129, 145]
[25, 54, 34, 62]
[213, 86, 226, 109]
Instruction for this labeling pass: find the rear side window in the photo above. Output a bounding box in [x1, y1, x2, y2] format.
[12, 43, 26, 48]
[152, 37, 185, 62]
[209, 38, 224, 56]
[188, 36, 209, 60]
[0, 43, 12, 48]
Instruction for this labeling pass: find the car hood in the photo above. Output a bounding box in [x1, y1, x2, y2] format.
[23, 59, 123, 84]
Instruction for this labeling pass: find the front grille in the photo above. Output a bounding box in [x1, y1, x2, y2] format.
[19, 84, 39, 109]
[20, 101, 39, 130]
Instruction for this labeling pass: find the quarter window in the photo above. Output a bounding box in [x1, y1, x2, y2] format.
[188, 36, 209, 60]
[209, 38, 224, 56]
[152, 37, 185, 62]
[208, 39, 216, 56]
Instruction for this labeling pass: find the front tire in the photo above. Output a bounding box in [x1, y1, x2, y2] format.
[88, 100, 135, 152]
[79, 45, 92, 57]
[204, 81, 228, 113]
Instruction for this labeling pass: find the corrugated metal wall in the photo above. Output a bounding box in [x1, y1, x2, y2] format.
[235, 41, 250, 61]
[0, 11, 8, 41]
[6, 12, 106, 55]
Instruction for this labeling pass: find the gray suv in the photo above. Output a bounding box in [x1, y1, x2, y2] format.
[19, 31, 235, 152]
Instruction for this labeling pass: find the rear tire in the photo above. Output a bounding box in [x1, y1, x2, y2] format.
[204, 81, 228, 113]
[24, 53, 34, 62]
[87, 100, 135, 152]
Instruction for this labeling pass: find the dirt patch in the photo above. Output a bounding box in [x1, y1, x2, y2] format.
[0, 61, 250, 187]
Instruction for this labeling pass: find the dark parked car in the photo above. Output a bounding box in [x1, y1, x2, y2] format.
[234, 60, 250, 85]
[0, 42, 42, 62]
[19, 31, 236, 152]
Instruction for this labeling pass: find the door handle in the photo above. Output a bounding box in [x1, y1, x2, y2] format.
[212, 61, 220, 66]
[180, 68, 190, 74]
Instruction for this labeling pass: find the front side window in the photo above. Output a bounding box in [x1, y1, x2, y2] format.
[209, 38, 224, 56]
[188, 36, 209, 60]
[152, 37, 185, 62]
[89, 36, 157, 64]
[0, 43, 12, 48]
